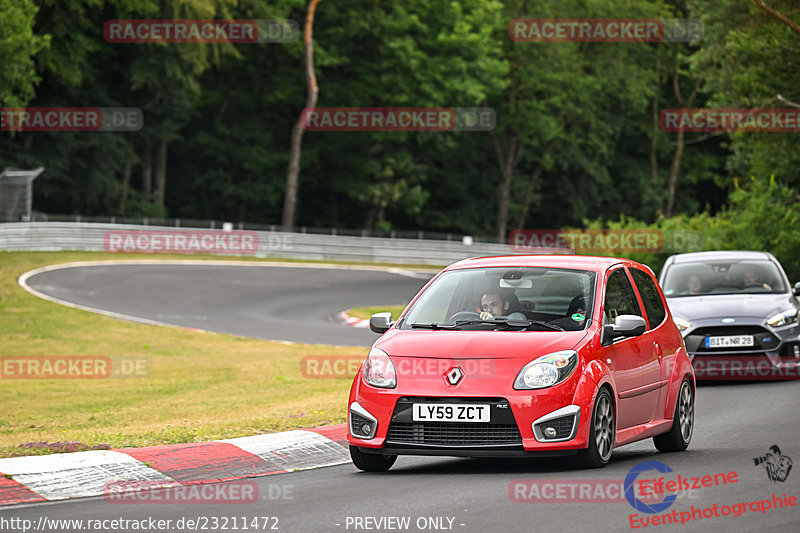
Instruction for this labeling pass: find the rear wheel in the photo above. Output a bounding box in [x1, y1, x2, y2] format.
[576, 388, 614, 468]
[349, 446, 397, 472]
[654, 379, 693, 452]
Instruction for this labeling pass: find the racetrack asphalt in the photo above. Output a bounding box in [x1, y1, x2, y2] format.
[21, 262, 433, 346]
[3, 380, 799, 532]
[6, 261, 800, 532]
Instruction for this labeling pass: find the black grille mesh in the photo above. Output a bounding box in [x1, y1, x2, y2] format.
[386, 422, 522, 445]
[350, 413, 373, 437]
[535, 414, 575, 439]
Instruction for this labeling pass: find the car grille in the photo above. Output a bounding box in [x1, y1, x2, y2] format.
[535, 415, 575, 440]
[686, 326, 776, 354]
[386, 422, 522, 446]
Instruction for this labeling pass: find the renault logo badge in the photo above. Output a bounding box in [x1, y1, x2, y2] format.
[446, 367, 463, 385]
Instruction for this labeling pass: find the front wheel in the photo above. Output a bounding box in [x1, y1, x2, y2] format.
[653, 379, 693, 452]
[350, 446, 397, 472]
[576, 388, 615, 468]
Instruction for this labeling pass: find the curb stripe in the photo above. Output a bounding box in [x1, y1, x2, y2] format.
[307, 423, 349, 447]
[0, 450, 175, 501]
[0, 424, 349, 506]
[0, 476, 46, 505]
[219, 429, 349, 471]
[117, 442, 282, 484]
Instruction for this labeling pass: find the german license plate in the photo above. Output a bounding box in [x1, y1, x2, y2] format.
[704, 335, 754, 348]
[412, 403, 490, 422]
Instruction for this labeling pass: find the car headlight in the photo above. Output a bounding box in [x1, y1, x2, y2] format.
[767, 309, 799, 327]
[673, 317, 691, 332]
[362, 347, 396, 388]
[513, 350, 577, 390]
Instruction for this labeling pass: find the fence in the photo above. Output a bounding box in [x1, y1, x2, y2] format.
[0, 222, 514, 266]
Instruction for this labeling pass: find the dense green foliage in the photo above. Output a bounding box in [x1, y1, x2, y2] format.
[0, 0, 797, 252]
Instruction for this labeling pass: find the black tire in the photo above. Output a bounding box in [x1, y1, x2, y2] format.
[349, 446, 397, 472]
[576, 387, 615, 468]
[654, 379, 693, 452]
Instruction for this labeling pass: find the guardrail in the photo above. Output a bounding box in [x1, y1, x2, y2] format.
[0, 222, 514, 266]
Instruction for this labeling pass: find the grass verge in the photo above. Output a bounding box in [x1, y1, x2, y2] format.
[0, 251, 429, 457]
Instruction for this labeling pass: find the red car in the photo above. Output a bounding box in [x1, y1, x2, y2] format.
[347, 255, 695, 471]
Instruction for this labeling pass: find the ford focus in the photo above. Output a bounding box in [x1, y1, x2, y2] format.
[347, 255, 695, 471]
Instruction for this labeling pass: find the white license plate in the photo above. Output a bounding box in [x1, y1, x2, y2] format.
[412, 403, 490, 423]
[705, 335, 754, 348]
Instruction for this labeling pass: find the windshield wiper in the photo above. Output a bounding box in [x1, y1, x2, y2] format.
[410, 322, 461, 330]
[523, 320, 564, 331]
[454, 318, 564, 331]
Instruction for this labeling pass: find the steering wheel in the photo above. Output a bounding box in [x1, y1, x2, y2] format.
[448, 311, 480, 322]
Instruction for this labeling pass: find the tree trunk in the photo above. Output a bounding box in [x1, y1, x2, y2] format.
[282, 0, 324, 231]
[665, 75, 701, 217]
[154, 139, 167, 206]
[142, 139, 153, 200]
[119, 163, 131, 213]
[516, 141, 554, 229]
[650, 57, 661, 184]
[489, 129, 521, 243]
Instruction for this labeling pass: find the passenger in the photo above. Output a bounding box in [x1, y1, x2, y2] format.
[479, 289, 526, 320]
[683, 274, 703, 295]
[549, 295, 587, 331]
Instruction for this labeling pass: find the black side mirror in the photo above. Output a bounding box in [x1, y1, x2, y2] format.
[369, 312, 394, 334]
[603, 314, 647, 341]
[793, 282, 800, 297]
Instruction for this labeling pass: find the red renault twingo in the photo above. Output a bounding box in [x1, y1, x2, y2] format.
[347, 255, 695, 471]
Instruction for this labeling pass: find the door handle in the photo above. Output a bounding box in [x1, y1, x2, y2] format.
[654, 342, 663, 361]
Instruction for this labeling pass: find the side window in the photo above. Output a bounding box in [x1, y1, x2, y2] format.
[604, 269, 642, 323]
[630, 268, 667, 330]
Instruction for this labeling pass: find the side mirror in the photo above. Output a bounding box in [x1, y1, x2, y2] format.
[369, 312, 394, 334]
[793, 282, 800, 297]
[603, 314, 647, 341]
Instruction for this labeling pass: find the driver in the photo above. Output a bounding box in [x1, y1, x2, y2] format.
[742, 268, 772, 291]
[479, 289, 526, 320]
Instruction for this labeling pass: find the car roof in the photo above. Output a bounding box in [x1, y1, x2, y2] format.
[445, 254, 630, 272]
[668, 250, 775, 263]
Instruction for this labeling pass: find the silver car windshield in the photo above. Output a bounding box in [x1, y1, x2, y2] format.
[399, 267, 596, 331]
[662, 260, 786, 297]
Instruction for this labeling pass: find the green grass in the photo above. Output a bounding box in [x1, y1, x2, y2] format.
[347, 305, 408, 321]
[0, 251, 438, 457]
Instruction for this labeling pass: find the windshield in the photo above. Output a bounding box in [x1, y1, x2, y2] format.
[399, 267, 596, 331]
[662, 260, 786, 297]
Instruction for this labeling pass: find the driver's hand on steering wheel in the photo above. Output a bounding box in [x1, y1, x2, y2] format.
[479, 311, 494, 320]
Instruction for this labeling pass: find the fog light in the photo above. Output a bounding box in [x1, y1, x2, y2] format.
[361, 423, 372, 436]
[544, 426, 557, 439]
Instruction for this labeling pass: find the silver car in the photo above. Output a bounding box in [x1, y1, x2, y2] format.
[659, 251, 800, 375]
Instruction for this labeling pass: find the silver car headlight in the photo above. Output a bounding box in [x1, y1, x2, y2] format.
[767, 309, 799, 327]
[362, 347, 396, 388]
[513, 350, 577, 390]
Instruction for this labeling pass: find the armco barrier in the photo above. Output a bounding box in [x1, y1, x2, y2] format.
[0, 222, 513, 266]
